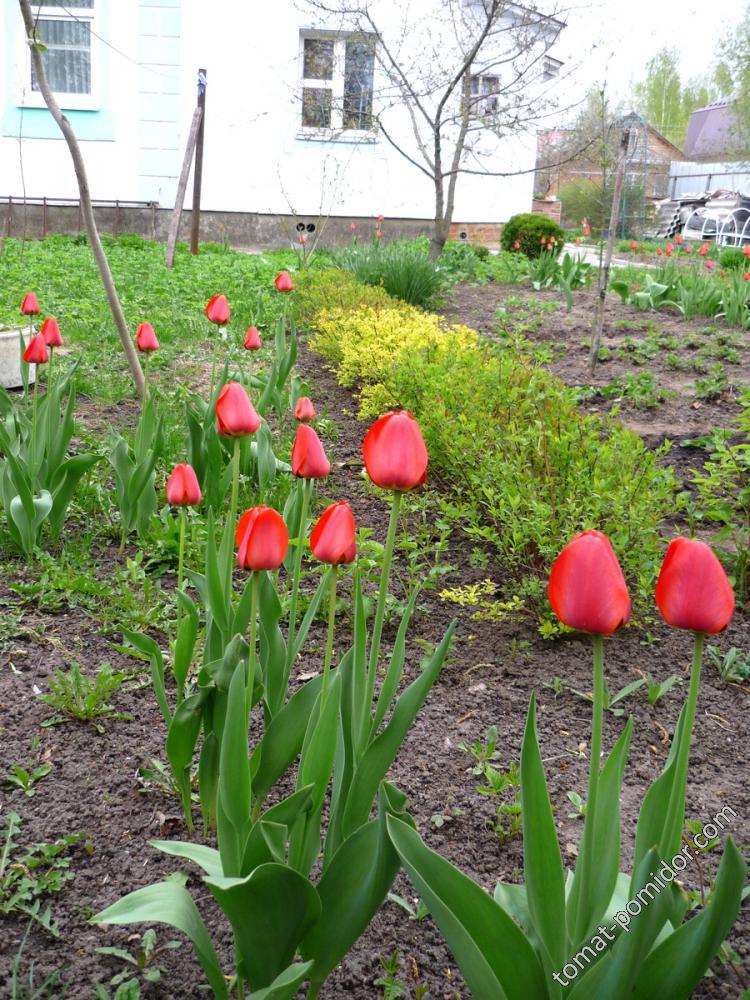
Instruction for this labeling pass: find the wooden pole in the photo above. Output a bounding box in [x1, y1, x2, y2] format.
[18, 0, 146, 399]
[190, 69, 207, 255]
[588, 128, 630, 377]
[165, 105, 203, 267]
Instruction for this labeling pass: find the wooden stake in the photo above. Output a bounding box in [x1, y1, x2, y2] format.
[165, 105, 203, 268]
[588, 127, 630, 377]
[18, 0, 145, 399]
[190, 69, 207, 255]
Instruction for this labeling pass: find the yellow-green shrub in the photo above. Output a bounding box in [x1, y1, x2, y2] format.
[292, 269, 396, 332]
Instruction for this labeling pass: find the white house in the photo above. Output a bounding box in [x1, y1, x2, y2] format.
[0, 1, 565, 243]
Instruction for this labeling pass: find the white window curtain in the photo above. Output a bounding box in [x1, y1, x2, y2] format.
[31, 1, 94, 96]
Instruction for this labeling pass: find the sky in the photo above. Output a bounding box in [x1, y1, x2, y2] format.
[556, 0, 745, 112]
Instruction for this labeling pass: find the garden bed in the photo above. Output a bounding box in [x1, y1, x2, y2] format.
[0, 238, 748, 999]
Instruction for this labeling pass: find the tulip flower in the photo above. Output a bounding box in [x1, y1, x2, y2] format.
[291, 423, 331, 479]
[705, 260, 714, 270]
[21, 292, 40, 316]
[574, 237, 580, 245]
[540, 236, 546, 244]
[274, 271, 294, 292]
[136, 322, 159, 352]
[630, 240, 637, 249]
[684, 244, 692, 253]
[375, 230, 383, 240]
[294, 396, 316, 422]
[23, 333, 49, 365]
[548, 529, 631, 940]
[656, 248, 663, 255]
[215, 381, 261, 438]
[350, 222, 356, 231]
[654, 537, 735, 861]
[513, 240, 521, 250]
[743, 244, 750, 258]
[310, 501, 356, 565]
[236, 505, 289, 571]
[582, 227, 591, 237]
[244, 326, 261, 351]
[698, 243, 709, 257]
[656, 538, 733, 635]
[166, 463, 202, 507]
[41, 317, 62, 347]
[548, 530, 631, 636]
[362, 410, 428, 491]
[744, 273, 750, 281]
[377, 214, 385, 222]
[666, 243, 674, 256]
[205, 294, 230, 325]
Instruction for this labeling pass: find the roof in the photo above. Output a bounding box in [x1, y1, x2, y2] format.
[684, 99, 736, 158]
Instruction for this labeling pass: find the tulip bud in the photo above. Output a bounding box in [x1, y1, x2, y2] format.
[215, 381, 261, 437]
[136, 322, 159, 352]
[630, 241, 637, 249]
[23, 333, 48, 365]
[236, 506, 289, 570]
[655, 538, 734, 634]
[21, 292, 40, 316]
[548, 530, 631, 635]
[166, 463, 202, 506]
[311, 501, 357, 564]
[244, 326, 262, 350]
[275, 271, 294, 292]
[205, 294, 230, 325]
[41, 317, 63, 347]
[350, 222, 357, 231]
[294, 396, 316, 422]
[291, 423, 331, 478]
[363, 410, 428, 491]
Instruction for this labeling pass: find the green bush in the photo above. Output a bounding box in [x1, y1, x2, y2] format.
[501, 214, 565, 259]
[718, 247, 748, 270]
[332, 240, 442, 306]
[292, 268, 398, 329]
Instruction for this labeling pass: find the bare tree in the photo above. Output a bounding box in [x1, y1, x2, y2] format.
[299, 0, 574, 253]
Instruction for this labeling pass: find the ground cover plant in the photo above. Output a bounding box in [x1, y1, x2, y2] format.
[0, 233, 747, 998]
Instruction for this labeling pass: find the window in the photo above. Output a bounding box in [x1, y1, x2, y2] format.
[22, 1, 98, 110]
[542, 56, 563, 81]
[300, 33, 376, 135]
[470, 75, 499, 116]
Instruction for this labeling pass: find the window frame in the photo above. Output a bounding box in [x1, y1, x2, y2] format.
[469, 74, 500, 117]
[297, 31, 377, 141]
[17, 2, 99, 112]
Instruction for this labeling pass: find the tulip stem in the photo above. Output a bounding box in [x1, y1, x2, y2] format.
[365, 490, 402, 721]
[663, 631, 704, 856]
[573, 633, 605, 945]
[175, 507, 187, 672]
[48, 346, 54, 387]
[30, 375, 39, 481]
[227, 438, 241, 593]
[321, 565, 338, 706]
[246, 571, 259, 723]
[286, 477, 311, 670]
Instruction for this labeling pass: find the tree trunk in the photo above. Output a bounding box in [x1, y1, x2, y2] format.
[18, 0, 146, 399]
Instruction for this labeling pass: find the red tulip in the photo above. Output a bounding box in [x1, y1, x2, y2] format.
[630, 240, 638, 249]
[582, 228, 591, 237]
[275, 271, 294, 292]
[362, 410, 428, 491]
[684, 245, 692, 253]
[676, 233, 683, 245]
[705, 260, 714, 270]
[548, 530, 631, 635]
[350, 222, 357, 231]
[215, 381, 261, 437]
[375, 230, 383, 239]
[655, 538, 734, 634]
[166, 463, 202, 506]
[698, 243, 709, 257]
[23, 333, 48, 365]
[21, 292, 40, 316]
[377, 214, 385, 222]
[513, 240, 521, 249]
[41, 317, 63, 347]
[298, 233, 307, 245]
[136, 322, 159, 352]
[540, 236, 546, 244]
[236, 506, 289, 570]
[310, 501, 357, 564]
[744, 273, 750, 281]
[291, 423, 331, 478]
[743, 244, 750, 258]
[205, 294, 230, 325]
[574, 237, 581, 245]
[294, 396, 316, 421]
[244, 326, 262, 350]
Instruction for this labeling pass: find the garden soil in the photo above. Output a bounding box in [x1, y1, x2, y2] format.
[1, 296, 748, 998]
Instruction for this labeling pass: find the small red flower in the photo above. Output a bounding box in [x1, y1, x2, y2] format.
[675, 233, 683, 245]
[291, 423, 331, 478]
[205, 294, 230, 325]
[582, 228, 591, 237]
[23, 333, 49, 365]
[743, 244, 750, 258]
[548, 530, 631, 635]
[41, 317, 63, 347]
[294, 396, 316, 421]
[698, 243, 709, 257]
[377, 214, 385, 222]
[375, 230, 383, 240]
[705, 259, 714, 270]
[684, 245, 692, 253]
[743, 273, 750, 281]
[630, 240, 638, 249]
[350, 222, 357, 231]
[656, 248, 663, 256]
[244, 326, 261, 350]
[575, 237, 581, 245]
[298, 233, 307, 244]
[310, 501, 357, 564]
[21, 293, 40, 316]
[363, 411, 428, 492]
[540, 236, 546, 244]
[215, 381, 261, 437]
[236, 506, 289, 571]
[513, 240, 521, 249]
[166, 463, 202, 506]
[136, 322, 159, 352]
[655, 538, 734, 634]
[275, 271, 294, 292]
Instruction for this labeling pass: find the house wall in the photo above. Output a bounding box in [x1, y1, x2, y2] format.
[1, 1, 549, 229]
